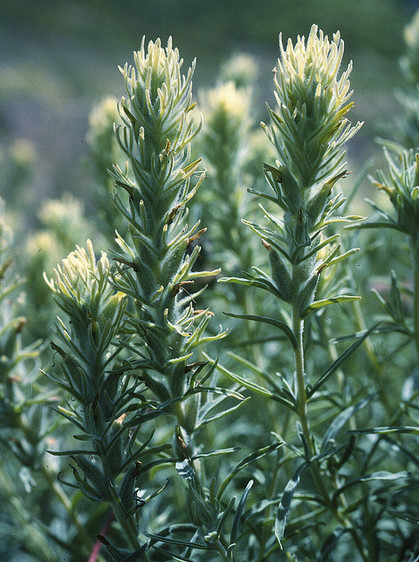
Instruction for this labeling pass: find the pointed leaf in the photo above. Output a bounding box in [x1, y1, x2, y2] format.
[231, 480, 253, 543]
[332, 471, 412, 503]
[195, 397, 251, 430]
[320, 395, 373, 453]
[192, 447, 240, 460]
[308, 323, 378, 398]
[203, 354, 275, 399]
[275, 462, 308, 546]
[348, 426, 419, 435]
[224, 312, 297, 349]
[216, 496, 236, 535]
[146, 534, 208, 550]
[302, 295, 361, 318]
[217, 442, 283, 501]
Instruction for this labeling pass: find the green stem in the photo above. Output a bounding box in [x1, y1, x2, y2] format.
[292, 306, 369, 561]
[413, 241, 419, 372]
[96, 437, 146, 557]
[292, 309, 311, 447]
[107, 483, 145, 555]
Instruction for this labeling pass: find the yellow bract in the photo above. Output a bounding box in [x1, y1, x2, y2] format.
[45, 239, 110, 305]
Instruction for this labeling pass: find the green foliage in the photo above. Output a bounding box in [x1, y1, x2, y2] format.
[0, 11, 418, 562]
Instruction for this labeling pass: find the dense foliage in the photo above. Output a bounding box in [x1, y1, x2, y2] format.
[0, 12, 418, 562]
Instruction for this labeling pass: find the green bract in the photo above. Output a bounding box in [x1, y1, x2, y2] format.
[45, 240, 125, 357]
[263, 24, 362, 195]
[367, 145, 419, 245]
[225, 24, 363, 317]
[111, 38, 224, 419]
[4, 18, 415, 562]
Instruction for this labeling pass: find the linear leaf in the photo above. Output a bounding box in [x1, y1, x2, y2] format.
[302, 295, 361, 317]
[219, 275, 281, 298]
[195, 397, 250, 430]
[228, 352, 286, 396]
[332, 471, 411, 503]
[308, 323, 378, 398]
[224, 312, 297, 349]
[275, 462, 308, 546]
[348, 426, 419, 435]
[203, 354, 274, 399]
[192, 447, 240, 460]
[216, 496, 236, 536]
[146, 534, 208, 550]
[204, 353, 296, 410]
[231, 480, 254, 543]
[320, 395, 372, 453]
[217, 442, 283, 501]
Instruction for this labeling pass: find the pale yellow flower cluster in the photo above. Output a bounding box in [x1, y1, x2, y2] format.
[44, 240, 110, 306]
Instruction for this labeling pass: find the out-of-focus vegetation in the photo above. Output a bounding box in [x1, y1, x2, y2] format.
[0, 3, 418, 562]
[0, 0, 416, 221]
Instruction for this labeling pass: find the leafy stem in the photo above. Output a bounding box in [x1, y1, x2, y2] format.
[292, 305, 369, 561]
[413, 242, 419, 371]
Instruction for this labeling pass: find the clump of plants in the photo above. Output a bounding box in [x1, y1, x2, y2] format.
[0, 16, 418, 562]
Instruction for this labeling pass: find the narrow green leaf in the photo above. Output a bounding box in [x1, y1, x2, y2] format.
[302, 295, 361, 317]
[348, 426, 419, 435]
[203, 354, 275, 399]
[224, 312, 297, 349]
[120, 545, 149, 562]
[247, 187, 279, 204]
[275, 462, 308, 546]
[323, 247, 360, 268]
[195, 397, 250, 429]
[227, 352, 286, 397]
[204, 354, 295, 410]
[219, 274, 281, 298]
[217, 442, 283, 501]
[46, 448, 98, 456]
[308, 323, 378, 398]
[332, 471, 411, 503]
[320, 395, 372, 453]
[192, 447, 240, 460]
[218, 276, 258, 287]
[146, 534, 208, 550]
[73, 433, 98, 442]
[231, 480, 253, 543]
[216, 496, 236, 535]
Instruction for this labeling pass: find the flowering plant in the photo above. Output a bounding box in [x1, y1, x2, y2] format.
[0, 17, 418, 562]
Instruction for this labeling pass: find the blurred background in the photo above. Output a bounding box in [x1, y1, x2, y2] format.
[0, 0, 417, 228]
